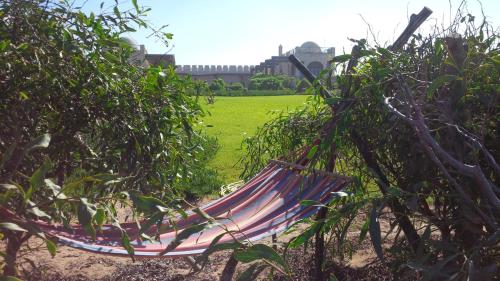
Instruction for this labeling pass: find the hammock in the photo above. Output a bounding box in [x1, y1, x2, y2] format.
[27, 160, 351, 257]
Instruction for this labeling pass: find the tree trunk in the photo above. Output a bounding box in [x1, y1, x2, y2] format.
[314, 207, 328, 281]
[350, 130, 421, 252]
[3, 233, 23, 277]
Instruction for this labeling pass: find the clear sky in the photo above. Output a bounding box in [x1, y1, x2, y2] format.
[82, 0, 499, 66]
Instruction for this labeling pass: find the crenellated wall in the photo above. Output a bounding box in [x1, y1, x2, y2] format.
[176, 65, 255, 74]
[126, 39, 336, 86]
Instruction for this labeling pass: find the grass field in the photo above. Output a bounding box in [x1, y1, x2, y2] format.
[200, 95, 309, 182]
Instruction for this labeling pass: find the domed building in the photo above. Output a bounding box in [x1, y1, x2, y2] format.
[300, 41, 322, 53]
[120, 38, 334, 86]
[254, 41, 335, 78]
[121, 36, 176, 68]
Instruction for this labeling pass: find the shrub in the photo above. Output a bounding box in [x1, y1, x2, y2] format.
[0, 0, 218, 277]
[178, 135, 223, 199]
[242, 10, 499, 280]
[249, 73, 298, 91]
[249, 74, 282, 90]
[209, 78, 226, 91]
[226, 82, 245, 91]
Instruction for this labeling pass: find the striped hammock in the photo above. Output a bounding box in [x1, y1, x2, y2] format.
[31, 160, 351, 257]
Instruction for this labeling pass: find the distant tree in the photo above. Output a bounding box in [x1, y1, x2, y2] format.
[248, 73, 297, 91]
[227, 82, 245, 91]
[209, 78, 226, 91]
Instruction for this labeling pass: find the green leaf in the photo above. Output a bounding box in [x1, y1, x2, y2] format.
[325, 96, 342, 105]
[289, 223, 321, 248]
[0, 184, 18, 191]
[234, 244, 288, 271]
[306, 145, 318, 160]
[77, 198, 96, 239]
[94, 208, 106, 228]
[369, 205, 384, 261]
[28, 158, 52, 200]
[45, 239, 57, 257]
[121, 231, 135, 259]
[359, 218, 370, 242]
[490, 54, 500, 66]
[27, 206, 51, 219]
[155, 205, 170, 213]
[300, 199, 319, 207]
[138, 211, 164, 235]
[131, 0, 139, 11]
[426, 75, 457, 97]
[44, 179, 66, 199]
[331, 191, 349, 198]
[0, 39, 11, 51]
[159, 223, 207, 256]
[21, 223, 47, 240]
[113, 6, 121, 19]
[0, 222, 28, 232]
[61, 174, 115, 193]
[197, 232, 240, 267]
[130, 192, 167, 214]
[193, 207, 212, 221]
[27, 133, 51, 152]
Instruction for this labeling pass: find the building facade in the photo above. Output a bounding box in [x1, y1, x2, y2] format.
[253, 41, 335, 78]
[123, 37, 176, 68]
[126, 38, 335, 85]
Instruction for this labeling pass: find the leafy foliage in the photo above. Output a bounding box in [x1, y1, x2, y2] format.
[248, 73, 297, 90]
[209, 78, 226, 91]
[242, 8, 499, 280]
[0, 0, 218, 276]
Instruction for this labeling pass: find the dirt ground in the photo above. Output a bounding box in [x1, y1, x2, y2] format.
[17, 238, 397, 281]
[9, 211, 420, 281]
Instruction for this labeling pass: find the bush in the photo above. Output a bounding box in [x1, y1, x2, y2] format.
[209, 78, 226, 91]
[0, 0, 219, 277]
[178, 135, 223, 199]
[226, 82, 245, 91]
[242, 10, 499, 280]
[249, 73, 298, 91]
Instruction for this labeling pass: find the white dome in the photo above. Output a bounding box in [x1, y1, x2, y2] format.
[300, 41, 321, 53]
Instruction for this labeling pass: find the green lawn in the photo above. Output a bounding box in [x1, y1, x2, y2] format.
[199, 95, 309, 182]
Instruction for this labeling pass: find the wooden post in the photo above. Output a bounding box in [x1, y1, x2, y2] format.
[288, 54, 333, 99]
[314, 207, 328, 281]
[390, 7, 433, 51]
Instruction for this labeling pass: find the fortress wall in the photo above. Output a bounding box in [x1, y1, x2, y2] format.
[176, 65, 256, 74]
[177, 72, 252, 86]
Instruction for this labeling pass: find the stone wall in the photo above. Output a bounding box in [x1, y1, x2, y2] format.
[176, 65, 256, 86]
[176, 65, 255, 74]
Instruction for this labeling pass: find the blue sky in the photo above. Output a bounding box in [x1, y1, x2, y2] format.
[82, 0, 499, 65]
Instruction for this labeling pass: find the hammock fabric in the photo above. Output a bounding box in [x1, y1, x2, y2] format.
[32, 161, 350, 257]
